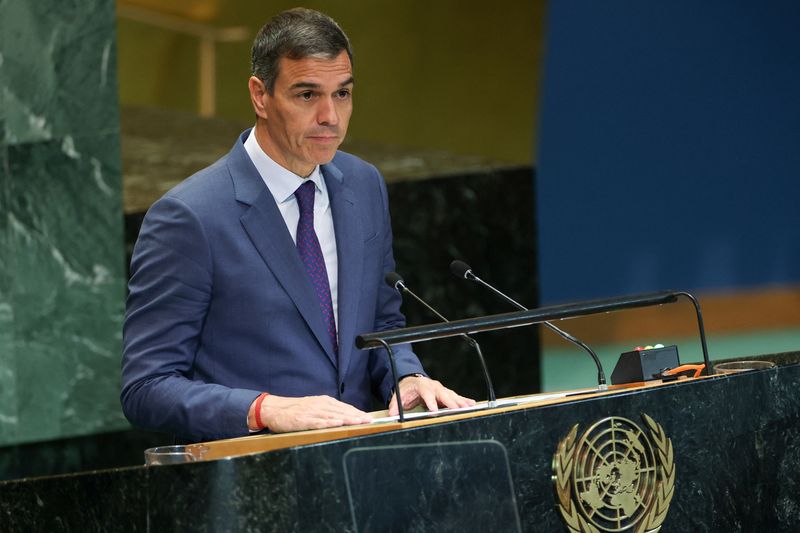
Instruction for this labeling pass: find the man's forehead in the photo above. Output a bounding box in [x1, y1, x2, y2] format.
[277, 51, 353, 86]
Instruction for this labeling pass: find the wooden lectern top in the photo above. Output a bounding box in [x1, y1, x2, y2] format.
[197, 378, 688, 461]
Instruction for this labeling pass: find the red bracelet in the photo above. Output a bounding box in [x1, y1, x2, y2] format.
[254, 392, 269, 431]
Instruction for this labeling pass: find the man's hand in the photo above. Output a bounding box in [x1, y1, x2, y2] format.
[388, 375, 476, 416]
[250, 394, 372, 433]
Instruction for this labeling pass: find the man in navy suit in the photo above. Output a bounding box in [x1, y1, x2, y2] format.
[121, 8, 473, 442]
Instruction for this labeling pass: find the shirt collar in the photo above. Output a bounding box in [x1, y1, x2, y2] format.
[243, 127, 324, 204]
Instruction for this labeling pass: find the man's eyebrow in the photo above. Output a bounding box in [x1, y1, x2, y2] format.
[288, 77, 354, 91]
[289, 81, 321, 91]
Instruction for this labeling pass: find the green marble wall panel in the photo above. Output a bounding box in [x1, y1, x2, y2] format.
[0, 148, 16, 440]
[0, 0, 127, 446]
[0, 0, 119, 144]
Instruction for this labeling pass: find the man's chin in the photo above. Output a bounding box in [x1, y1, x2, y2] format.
[311, 146, 342, 165]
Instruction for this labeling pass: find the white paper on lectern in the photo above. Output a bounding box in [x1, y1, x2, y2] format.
[370, 389, 595, 424]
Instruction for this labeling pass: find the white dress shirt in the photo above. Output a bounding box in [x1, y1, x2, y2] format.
[243, 128, 339, 330]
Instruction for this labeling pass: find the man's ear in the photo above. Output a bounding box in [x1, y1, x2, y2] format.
[248, 76, 269, 119]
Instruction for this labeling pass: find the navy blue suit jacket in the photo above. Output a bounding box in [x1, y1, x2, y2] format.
[121, 131, 424, 442]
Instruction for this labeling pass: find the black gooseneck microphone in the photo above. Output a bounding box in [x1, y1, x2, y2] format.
[449, 260, 608, 390]
[385, 272, 497, 405]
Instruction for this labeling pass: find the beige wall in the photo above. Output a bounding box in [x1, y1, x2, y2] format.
[116, 0, 546, 164]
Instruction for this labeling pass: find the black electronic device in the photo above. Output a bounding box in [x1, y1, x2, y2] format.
[610, 345, 681, 385]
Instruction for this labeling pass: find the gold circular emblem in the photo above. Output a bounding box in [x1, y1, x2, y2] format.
[552, 414, 675, 533]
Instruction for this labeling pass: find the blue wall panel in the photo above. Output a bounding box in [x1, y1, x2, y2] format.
[537, 1, 800, 303]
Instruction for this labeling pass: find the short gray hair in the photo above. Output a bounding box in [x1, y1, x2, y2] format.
[251, 8, 353, 94]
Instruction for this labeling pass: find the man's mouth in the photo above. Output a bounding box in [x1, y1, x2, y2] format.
[308, 135, 339, 143]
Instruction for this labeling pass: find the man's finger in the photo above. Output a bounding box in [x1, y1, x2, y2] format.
[458, 395, 476, 408]
[317, 406, 371, 424]
[312, 396, 370, 417]
[419, 386, 439, 412]
[435, 388, 463, 410]
[342, 414, 371, 425]
[443, 389, 470, 410]
[305, 417, 345, 430]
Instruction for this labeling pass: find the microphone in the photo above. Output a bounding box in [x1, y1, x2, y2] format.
[450, 260, 608, 390]
[385, 272, 497, 405]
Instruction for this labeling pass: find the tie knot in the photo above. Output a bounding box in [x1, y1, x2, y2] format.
[294, 180, 316, 215]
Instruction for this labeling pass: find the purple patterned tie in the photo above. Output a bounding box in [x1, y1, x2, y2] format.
[295, 180, 337, 356]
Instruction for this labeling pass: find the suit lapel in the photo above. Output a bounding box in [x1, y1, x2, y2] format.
[323, 162, 363, 380]
[228, 132, 337, 366]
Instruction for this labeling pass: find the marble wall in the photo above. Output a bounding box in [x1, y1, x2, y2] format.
[388, 169, 540, 400]
[0, 0, 128, 445]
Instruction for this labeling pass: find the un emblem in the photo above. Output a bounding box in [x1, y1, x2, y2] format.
[552, 414, 676, 533]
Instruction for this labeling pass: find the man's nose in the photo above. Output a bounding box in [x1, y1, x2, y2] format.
[316, 97, 339, 126]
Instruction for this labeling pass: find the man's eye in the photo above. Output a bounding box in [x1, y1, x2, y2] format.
[298, 92, 313, 101]
[336, 89, 352, 99]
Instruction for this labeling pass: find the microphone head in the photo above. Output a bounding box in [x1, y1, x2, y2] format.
[385, 271, 405, 290]
[449, 260, 473, 279]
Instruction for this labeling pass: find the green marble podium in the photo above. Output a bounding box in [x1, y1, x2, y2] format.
[1, 352, 799, 532]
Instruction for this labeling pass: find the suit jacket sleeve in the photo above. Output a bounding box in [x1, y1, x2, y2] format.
[121, 195, 260, 442]
[366, 169, 427, 402]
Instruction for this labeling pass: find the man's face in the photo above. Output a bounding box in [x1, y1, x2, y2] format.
[254, 51, 353, 177]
